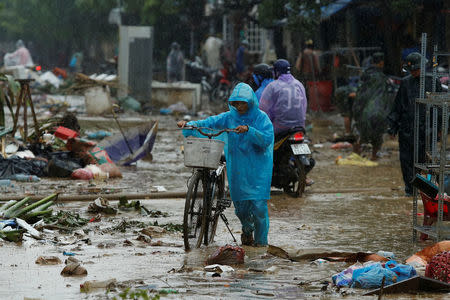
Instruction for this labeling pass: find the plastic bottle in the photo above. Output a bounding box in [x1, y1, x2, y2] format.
[80, 279, 116, 292]
[11, 174, 40, 182]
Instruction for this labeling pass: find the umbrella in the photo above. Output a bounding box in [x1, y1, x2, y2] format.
[98, 121, 158, 166]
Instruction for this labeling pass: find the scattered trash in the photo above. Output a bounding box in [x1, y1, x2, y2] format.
[140, 226, 167, 238]
[47, 158, 82, 178]
[331, 142, 353, 149]
[80, 278, 116, 292]
[43, 211, 89, 229]
[10, 174, 40, 182]
[311, 258, 328, 266]
[332, 262, 363, 287]
[71, 168, 94, 180]
[204, 264, 235, 273]
[86, 130, 112, 140]
[54, 126, 79, 140]
[264, 266, 279, 274]
[87, 197, 117, 215]
[159, 289, 179, 295]
[313, 144, 324, 148]
[15, 218, 41, 238]
[348, 261, 416, 289]
[336, 153, 378, 167]
[377, 250, 396, 260]
[152, 186, 167, 192]
[425, 251, 450, 283]
[406, 241, 450, 267]
[65, 257, 79, 264]
[118, 96, 141, 112]
[60, 263, 87, 276]
[63, 251, 76, 256]
[35, 256, 62, 265]
[206, 245, 245, 265]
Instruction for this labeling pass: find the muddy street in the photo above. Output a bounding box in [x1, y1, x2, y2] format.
[0, 114, 443, 299]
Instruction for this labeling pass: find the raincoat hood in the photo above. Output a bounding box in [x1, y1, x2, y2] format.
[277, 73, 295, 83]
[228, 82, 259, 120]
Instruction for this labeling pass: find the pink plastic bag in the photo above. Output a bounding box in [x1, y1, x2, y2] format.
[71, 168, 94, 180]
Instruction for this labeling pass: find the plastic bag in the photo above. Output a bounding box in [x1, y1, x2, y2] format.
[71, 168, 94, 180]
[332, 262, 363, 287]
[352, 263, 398, 289]
[47, 157, 82, 178]
[385, 260, 416, 282]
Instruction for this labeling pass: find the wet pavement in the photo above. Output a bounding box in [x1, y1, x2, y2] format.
[0, 113, 447, 299]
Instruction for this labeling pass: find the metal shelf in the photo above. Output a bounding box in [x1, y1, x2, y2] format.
[414, 225, 450, 239]
[412, 34, 450, 243]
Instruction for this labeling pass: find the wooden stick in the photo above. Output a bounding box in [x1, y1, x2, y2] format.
[0, 192, 189, 202]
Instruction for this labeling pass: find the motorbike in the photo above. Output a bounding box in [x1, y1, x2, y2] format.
[186, 57, 234, 103]
[271, 128, 315, 197]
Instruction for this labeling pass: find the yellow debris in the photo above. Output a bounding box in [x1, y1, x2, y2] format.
[336, 152, 378, 167]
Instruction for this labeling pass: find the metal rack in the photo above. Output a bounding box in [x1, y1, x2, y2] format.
[412, 33, 450, 242]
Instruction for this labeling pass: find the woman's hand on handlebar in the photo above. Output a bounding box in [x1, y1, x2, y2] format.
[177, 120, 188, 128]
[235, 125, 249, 134]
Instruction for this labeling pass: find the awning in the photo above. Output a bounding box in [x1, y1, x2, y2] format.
[284, 0, 354, 21]
[321, 0, 354, 19]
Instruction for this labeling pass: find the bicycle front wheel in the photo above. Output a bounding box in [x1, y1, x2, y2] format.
[204, 172, 225, 245]
[183, 171, 206, 250]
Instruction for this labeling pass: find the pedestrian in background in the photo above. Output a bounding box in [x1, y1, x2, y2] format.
[387, 52, 442, 196]
[167, 42, 185, 83]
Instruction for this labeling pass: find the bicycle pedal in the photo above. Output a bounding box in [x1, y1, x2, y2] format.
[218, 198, 232, 208]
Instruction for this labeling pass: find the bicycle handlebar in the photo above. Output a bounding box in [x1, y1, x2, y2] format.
[183, 126, 239, 138]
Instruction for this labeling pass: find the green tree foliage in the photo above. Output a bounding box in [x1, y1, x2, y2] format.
[0, 0, 116, 66]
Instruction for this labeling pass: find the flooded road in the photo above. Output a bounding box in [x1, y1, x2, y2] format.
[0, 114, 446, 299]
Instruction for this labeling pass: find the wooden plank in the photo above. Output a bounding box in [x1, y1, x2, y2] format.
[364, 275, 450, 295]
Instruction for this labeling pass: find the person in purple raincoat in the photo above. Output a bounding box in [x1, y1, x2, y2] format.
[259, 59, 314, 185]
[259, 59, 307, 137]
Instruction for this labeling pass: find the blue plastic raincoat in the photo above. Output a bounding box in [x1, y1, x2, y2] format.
[183, 83, 274, 245]
[183, 83, 274, 201]
[255, 78, 274, 102]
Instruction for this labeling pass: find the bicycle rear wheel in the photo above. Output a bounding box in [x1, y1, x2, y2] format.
[204, 172, 225, 245]
[183, 171, 206, 250]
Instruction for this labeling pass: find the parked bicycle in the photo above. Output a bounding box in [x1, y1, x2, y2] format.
[181, 126, 238, 250]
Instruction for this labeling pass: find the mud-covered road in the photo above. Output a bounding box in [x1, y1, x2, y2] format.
[0, 113, 443, 299]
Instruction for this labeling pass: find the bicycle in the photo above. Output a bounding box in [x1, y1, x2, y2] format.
[181, 126, 238, 250]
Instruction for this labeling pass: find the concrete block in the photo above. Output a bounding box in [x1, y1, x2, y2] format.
[151, 81, 201, 112]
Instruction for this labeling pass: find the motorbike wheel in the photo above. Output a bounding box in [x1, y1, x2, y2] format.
[283, 156, 306, 197]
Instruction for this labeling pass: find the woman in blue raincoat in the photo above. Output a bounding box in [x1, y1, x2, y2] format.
[177, 83, 274, 246]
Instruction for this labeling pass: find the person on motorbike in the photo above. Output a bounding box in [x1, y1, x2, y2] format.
[178, 83, 274, 247]
[251, 63, 274, 102]
[259, 59, 315, 186]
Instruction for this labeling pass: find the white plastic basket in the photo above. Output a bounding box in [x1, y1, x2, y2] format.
[184, 137, 225, 169]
